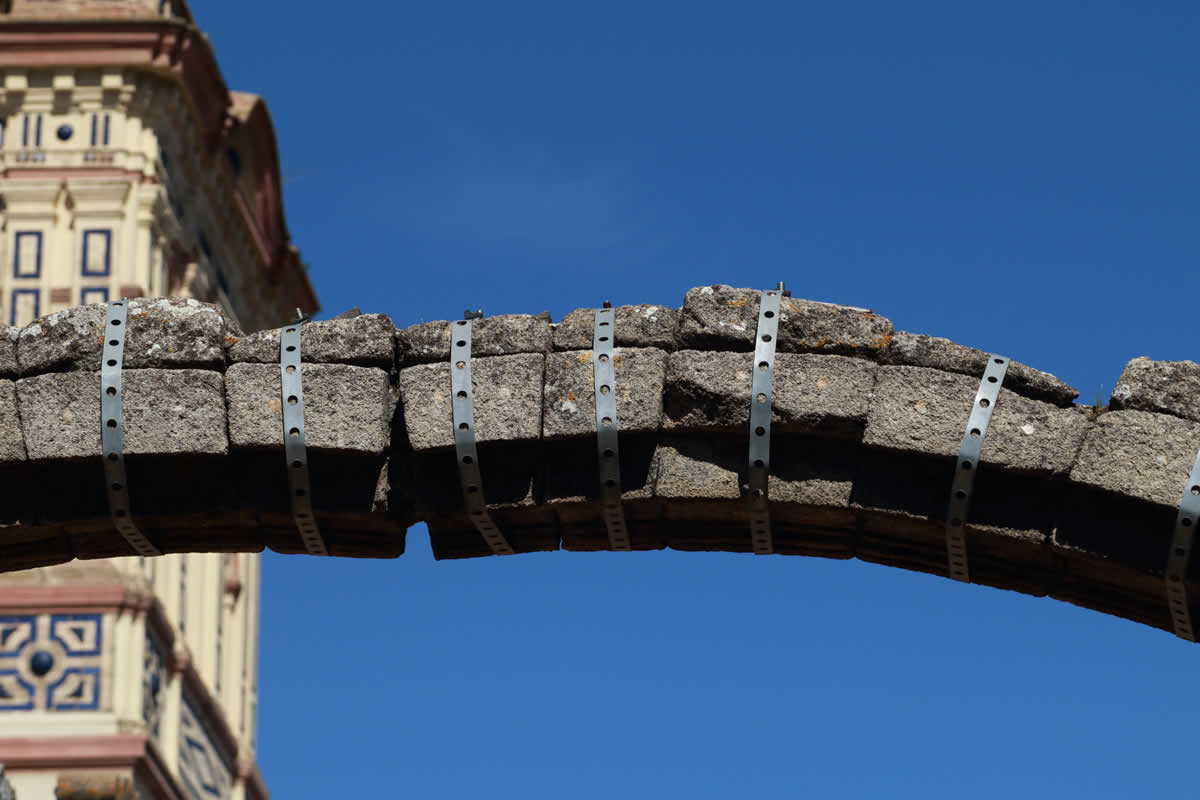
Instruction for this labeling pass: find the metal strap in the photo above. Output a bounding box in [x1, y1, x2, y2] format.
[101, 300, 160, 558]
[280, 323, 327, 556]
[944, 355, 1009, 582]
[1166, 452, 1200, 641]
[452, 315, 513, 555]
[748, 286, 784, 555]
[593, 305, 629, 551]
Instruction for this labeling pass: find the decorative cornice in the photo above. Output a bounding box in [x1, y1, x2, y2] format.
[0, 180, 61, 207]
[0, 735, 184, 800]
[1, 168, 157, 183]
[0, 734, 145, 769]
[0, 584, 149, 615]
[0, 21, 318, 318]
[0, 22, 228, 139]
[66, 177, 132, 212]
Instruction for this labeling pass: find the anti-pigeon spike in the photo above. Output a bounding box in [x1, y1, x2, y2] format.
[776, 282, 791, 298]
[464, 309, 484, 320]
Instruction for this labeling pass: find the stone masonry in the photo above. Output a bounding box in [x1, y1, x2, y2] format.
[0, 286, 1198, 639]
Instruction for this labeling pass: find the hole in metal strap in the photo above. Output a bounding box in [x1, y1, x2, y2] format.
[593, 306, 629, 551]
[280, 321, 327, 556]
[452, 315, 513, 555]
[101, 300, 161, 558]
[748, 287, 784, 555]
[943, 354, 1009, 583]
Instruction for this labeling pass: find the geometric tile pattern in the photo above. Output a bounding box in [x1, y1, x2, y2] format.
[0, 614, 105, 711]
[179, 693, 232, 800]
[143, 630, 166, 742]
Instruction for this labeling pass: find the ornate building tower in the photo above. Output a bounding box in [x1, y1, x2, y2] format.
[0, 2, 318, 797]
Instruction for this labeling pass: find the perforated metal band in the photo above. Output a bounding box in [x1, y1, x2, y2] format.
[593, 305, 630, 551]
[452, 315, 513, 555]
[280, 324, 327, 556]
[1166, 452, 1200, 641]
[101, 300, 160, 558]
[748, 288, 783, 555]
[944, 355, 1009, 583]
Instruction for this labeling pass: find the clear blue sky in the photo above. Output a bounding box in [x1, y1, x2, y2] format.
[202, 2, 1197, 797]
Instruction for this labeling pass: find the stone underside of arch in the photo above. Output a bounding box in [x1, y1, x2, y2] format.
[2, 287, 1199, 639]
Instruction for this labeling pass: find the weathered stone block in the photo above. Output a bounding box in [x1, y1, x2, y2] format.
[677, 284, 894, 355]
[543, 348, 665, 439]
[852, 448, 1059, 545]
[228, 313, 397, 369]
[0, 328, 17, 378]
[1069, 410, 1200, 508]
[226, 363, 393, 453]
[553, 305, 679, 351]
[399, 314, 552, 364]
[542, 435, 659, 504]
[862, 366, 1088, 474]
[880, 331, 1078, 405]
[1109, 357, 1200, 422]
[16, 369, 227, 460]
[0, 381, 26, 464]
[653, 436, 853, 508]
[398, 353, 543, 451]
[17, 298, 232, 375]
[663, 351, 876, 438]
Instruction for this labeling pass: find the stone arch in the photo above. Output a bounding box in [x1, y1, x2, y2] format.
[0, 286, 1195, 641]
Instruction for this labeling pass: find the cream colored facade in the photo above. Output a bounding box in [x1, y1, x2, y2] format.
[0, 2, 316, 798]
[0, 65, 309, 332]
[0, 555, 265, 800]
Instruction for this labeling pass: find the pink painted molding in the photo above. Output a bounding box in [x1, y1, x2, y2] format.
[0, 24, 228, 132]
[0, 735, 183, 800]
[0, 167, 157, 182]
[0, 734, 145, 768]
[0, 733, 269, 800]
[0, 584, 146, 615]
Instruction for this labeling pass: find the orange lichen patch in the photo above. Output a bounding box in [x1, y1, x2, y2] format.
[782, 298, 802, 313]
[727, 297, 748, 308]
[224, 335, 240, 347]
[128, 309, 183, 328]
[872, 333, 894, 350]
[575, 351, 594, 364]
[567, 390, 577, 402]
